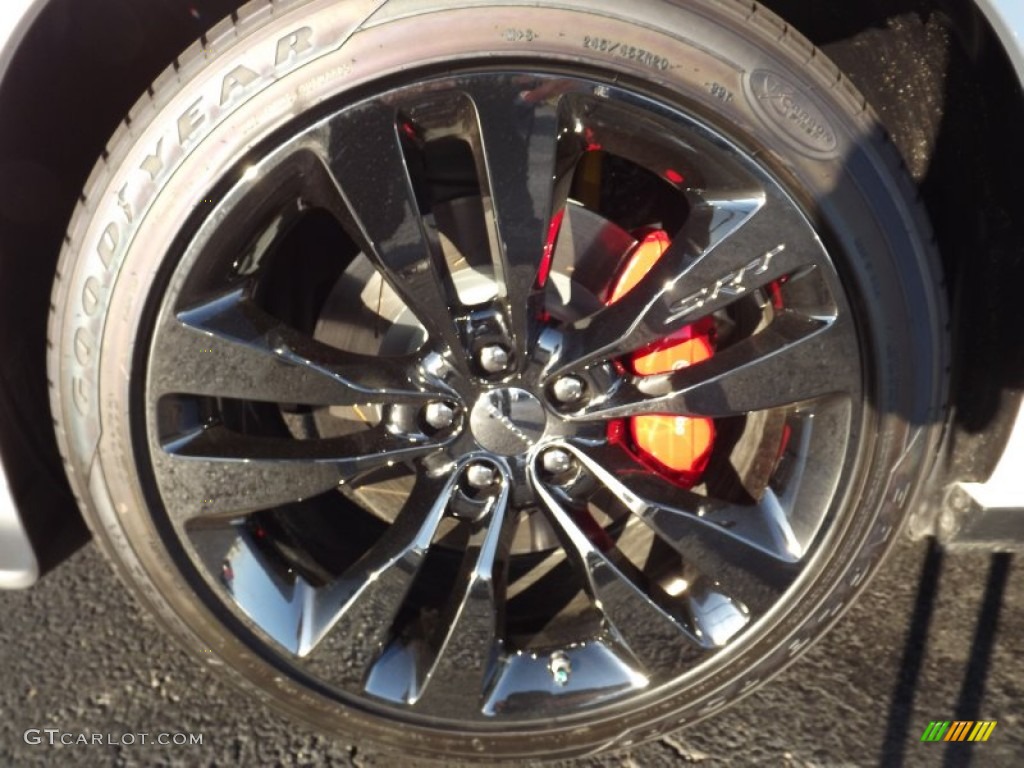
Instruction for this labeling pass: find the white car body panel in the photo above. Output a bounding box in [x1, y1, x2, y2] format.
[975, 0, 1024, 85]
[959, 399, 1024, 511]
[0, 0, 43, 74]
[0, 0, 1022, 587]
[0, 459, 37, 588]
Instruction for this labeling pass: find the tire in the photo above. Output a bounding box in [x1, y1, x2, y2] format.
[48, 0, 947, 761]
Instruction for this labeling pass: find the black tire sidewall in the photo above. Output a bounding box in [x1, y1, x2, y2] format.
[49, 0, 946, 759]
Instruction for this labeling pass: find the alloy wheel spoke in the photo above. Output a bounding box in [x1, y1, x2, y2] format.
[572, 311, 856, 421]
[296, 470, 463, 659]
[154, 288, 450, 406]
[315, 100, 466, 365]
[159, 424, 449, 520]
[405, 482, 512, 709]
[549, 193, 826, 375]
[534, 478, 714, 672]
[563, 443, 799, 614]
[464, 77, 568, 364]
[687, 581, 752, 648]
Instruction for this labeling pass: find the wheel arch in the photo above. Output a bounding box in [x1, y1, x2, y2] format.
[0, 0, 250, 576]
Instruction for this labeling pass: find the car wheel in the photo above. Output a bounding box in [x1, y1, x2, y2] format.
[48, 0, 947, 760]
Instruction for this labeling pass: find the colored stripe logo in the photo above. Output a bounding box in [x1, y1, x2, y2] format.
[921, 721, 997, 742]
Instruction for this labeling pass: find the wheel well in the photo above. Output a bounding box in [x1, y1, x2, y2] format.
[0, 0, 1020, 570]
[0, 0, 248, 573]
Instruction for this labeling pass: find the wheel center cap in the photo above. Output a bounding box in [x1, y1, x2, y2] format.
[469, 387, 547, 456]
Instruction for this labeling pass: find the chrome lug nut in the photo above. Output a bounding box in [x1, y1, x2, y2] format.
[541, 447, 573, 476]
[423, 401, 456, 430]
[478, 344, 511, 374]
[465, 462, 499, 490]
[551, 375, 585, 404]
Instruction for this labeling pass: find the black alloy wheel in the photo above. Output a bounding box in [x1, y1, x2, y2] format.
[49, 0, 947, 760]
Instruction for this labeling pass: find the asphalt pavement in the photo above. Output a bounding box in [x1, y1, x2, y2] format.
[0, 535, 1020, 767]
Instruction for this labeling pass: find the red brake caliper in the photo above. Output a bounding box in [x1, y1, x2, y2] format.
[607, 231, 716, 487]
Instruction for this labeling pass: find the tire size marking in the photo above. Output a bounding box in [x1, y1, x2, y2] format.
[503, 28, 537, 42]
[298, 64, 354, 98]
[706, 82, 734, 103]
[582, 36, 669, 71]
